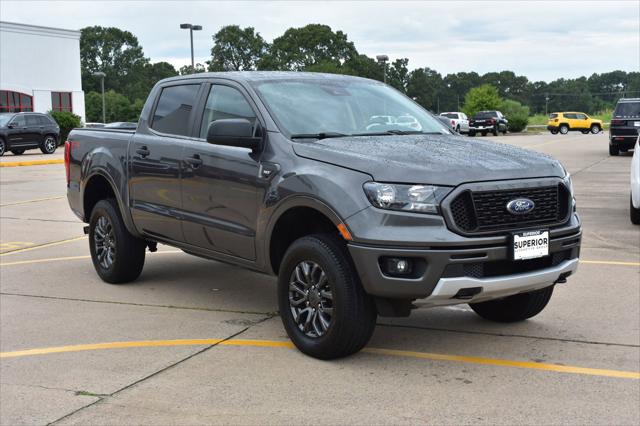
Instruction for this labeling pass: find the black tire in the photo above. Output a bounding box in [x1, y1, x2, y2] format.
[550, 129, 558, 135]
[89, 198, 146, 284]
[559, 124, 569, 134]
[0, 139, 5, 156]
[468, 131, 476, 137]
[456, 125, 461, 133]
[609, 144, 619, 156]
[470, 286, 554, 322]
[11, 149, 25, 155]
[40, 135, 57, 154]
[590, 124, 600, 134]
[278, 234, 377, 359]
[492, 126, 498, 136]
[631, 196, 640, 225]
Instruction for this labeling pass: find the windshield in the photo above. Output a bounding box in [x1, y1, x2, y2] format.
[251, 78, 449, 137]
[614, 101, 640, 117]
[0, 114, 14, 127]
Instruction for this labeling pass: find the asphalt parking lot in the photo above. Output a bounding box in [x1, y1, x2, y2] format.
[1, 133, 639, 425]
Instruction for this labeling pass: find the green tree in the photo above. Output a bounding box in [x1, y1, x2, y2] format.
[208, 26, 268, 71]
[386, 58, 410, 93]
[407, 67, 443, 111]
[500, 99, 529, 132]
[463, 84, 503, 117]
[128, 61, 178, 101]
[85, 90, 137, 122]
[49, 111, 82, 141]
[80, 26, 149, 95]
[259, 24, 357, 71]
[343, 54, 383, 81]
[179, 63, 207, 75]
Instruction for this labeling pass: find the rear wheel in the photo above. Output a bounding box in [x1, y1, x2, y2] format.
[89, 198, 146, 284]
[492, 126, 499, 136]
[559, 124, 569, 134]
[590, 124, 600, 134]
[456, 125, 460, 133]
[11, 149, 25, 155]
[550, 129, 558, 135]
[278, 234, 377, 359]
[40, 135, 57, 154]
[609, 144, 619, 156]
[470, 286, 554, 322]
[631, 196, 640, 225]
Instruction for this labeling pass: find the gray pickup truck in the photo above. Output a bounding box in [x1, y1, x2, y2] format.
[66, 72, 581, 359]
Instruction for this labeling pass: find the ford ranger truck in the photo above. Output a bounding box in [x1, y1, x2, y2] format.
[66, 72, 581, 359]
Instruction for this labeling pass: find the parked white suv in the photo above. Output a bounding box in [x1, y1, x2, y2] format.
[439, 112, 469, 134]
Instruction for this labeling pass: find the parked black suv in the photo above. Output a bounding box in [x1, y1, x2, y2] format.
[468, 111, 508, 136]
[0, 112, 60, 156]
[609, 98, 640, 156]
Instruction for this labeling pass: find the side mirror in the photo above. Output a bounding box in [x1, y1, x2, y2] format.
[7, 124, 14, 129]
[206, 118, 262, 152]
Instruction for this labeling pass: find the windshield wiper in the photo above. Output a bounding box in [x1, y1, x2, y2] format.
[290, 132, 349, 140]
[352, 130, 442, 136]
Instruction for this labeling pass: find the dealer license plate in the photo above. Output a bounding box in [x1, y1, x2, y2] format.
[512, 230, 549, 260]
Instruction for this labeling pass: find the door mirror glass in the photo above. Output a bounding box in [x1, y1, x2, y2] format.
[206, 118, 262, 151]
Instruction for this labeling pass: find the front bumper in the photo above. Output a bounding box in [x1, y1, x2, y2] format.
[347, 218, 581, 300]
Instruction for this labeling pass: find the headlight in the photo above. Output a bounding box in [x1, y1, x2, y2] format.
[563, 173, 574, 195]
[363, 182, 451, 214]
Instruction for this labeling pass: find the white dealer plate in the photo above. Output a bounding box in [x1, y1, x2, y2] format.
[512, 230, 549, 260]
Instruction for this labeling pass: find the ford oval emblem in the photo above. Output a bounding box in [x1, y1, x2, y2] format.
[506, 198, 535, 215]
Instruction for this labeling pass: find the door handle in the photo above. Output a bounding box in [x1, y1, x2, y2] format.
[136, 146, 150, 157]
[186, 154, 203, 168]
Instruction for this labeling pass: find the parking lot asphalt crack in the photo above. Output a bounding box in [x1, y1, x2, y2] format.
[0, 292, 278, 317]
[376, 322, 640, 348]
[47, 315, 274, 425]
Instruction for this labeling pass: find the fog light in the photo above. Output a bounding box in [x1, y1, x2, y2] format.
[383, 257, 413, 276]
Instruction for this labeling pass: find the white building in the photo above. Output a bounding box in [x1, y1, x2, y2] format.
[0, 21, 85, 121]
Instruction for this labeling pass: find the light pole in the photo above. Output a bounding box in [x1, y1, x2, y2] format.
[180, 23, 202, 71]
[93, 71, 106, 123]
[376, 55, 389, 84]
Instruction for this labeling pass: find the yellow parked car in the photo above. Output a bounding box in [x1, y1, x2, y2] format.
[547, 112, 603, 135]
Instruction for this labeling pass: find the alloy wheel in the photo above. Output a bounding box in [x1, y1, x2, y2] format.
[288, 261, 334, 338]
[94, 216, 116, 269]
[44, 137, 56, 153]
[0, 140, 5, 156]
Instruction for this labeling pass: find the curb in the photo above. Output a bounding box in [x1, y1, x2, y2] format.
[0, 159, 64, 167]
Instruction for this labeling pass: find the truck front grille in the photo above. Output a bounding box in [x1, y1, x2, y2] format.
[449, 184, 570, 234]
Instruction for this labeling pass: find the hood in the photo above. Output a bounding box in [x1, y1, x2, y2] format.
[292, 134, 565, 186]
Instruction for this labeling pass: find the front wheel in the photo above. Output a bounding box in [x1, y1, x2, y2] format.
[40, 135, 57, 154]
[278, 234, 377, 359]
[470, 286, 554, 322]
[609, 144, 619, 156]
[590, 124, 600, 134]
[0, 139, 5, 156]
[631, 196, 640, 225]
[89, 198, 146, 283]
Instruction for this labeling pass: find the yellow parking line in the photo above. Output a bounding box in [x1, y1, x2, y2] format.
[0, 338, 637, 379]
[0, 196, 64, 207]
[580, 260, 640, 267]
[0, 236, 87, 257]
[0, 250, 182, 266]
[0, 159, 64, 167]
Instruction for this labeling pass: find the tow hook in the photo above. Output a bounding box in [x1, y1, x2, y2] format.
[147, 241, 158, 252]
[554, 271, 572, 284]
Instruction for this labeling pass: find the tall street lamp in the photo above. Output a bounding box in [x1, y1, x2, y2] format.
[180, 23, 202, 71]
[93, 71, 106, 123]
[376, 55, 389, 84]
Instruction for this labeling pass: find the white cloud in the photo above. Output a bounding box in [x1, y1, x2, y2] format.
[1, 0, 638, 81]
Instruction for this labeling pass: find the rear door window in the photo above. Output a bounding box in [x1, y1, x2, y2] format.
[549, 113, 558, 119]
[26, 115, 40, 126]
[151, 84, 200, 136]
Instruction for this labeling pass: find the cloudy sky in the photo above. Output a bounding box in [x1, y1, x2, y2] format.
[1, 1, 638, 82]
